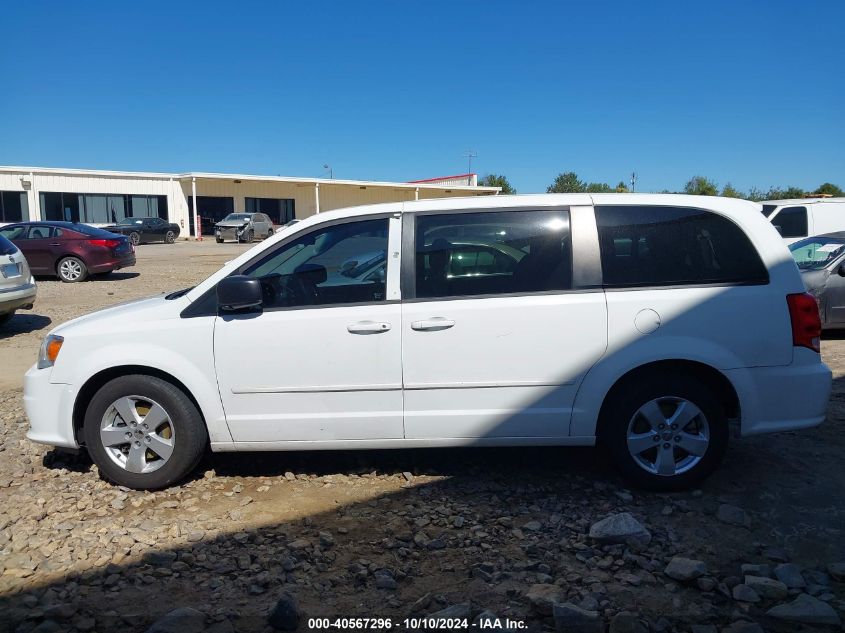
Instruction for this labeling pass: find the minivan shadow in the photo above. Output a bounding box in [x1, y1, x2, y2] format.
[0, 313, 51, 339]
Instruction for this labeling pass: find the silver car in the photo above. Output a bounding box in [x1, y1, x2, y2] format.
[214, 213, 275, 243]
[0, 234, 36, 327]
[791, 231, 845, 329]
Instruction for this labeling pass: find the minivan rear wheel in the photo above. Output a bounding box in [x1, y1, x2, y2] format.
[83, 375, 208, 490]
[600, 373, 728, 491]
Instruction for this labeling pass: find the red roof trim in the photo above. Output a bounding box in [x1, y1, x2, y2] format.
[407, 173, 475, 184]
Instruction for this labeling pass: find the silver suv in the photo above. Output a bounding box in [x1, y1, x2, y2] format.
[214, 213, 274, 243]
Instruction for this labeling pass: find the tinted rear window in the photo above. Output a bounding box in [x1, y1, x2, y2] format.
[770, 206, 808, 239]
[0, 234, 16, 256]
[63, 223, 120, 238]
[595, 205, 769, 287]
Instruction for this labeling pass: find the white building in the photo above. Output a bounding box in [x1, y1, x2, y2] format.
[0, 166, 498, 237]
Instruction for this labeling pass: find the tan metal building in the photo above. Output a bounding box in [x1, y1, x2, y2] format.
[0, 167, 499, 237]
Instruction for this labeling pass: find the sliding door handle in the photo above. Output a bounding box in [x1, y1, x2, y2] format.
[347, 321, 391, 334]
[411, 317, 455, 331]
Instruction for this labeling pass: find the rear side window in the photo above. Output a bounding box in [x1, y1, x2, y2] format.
[0, 234, 16, 255]
[771, 206, 808, 238]
[415, 209, 572, 299]
[68, 223, 119, 238]
[595, 205, 768, 287]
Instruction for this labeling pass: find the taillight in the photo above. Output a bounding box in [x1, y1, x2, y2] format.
[88, 239, 120, 249]
[787, 292, 822, 353]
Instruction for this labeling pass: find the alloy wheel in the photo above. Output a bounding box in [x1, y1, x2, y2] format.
[99, 395, 175, 474]
[626, 396, 710, 476]
[59, 258, 84, 282]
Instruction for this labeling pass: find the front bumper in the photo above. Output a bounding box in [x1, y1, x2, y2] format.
[725, 350, 832, 436]
[215, 226, 247, 241]
[0, 281, 37, 314]
[24, 364, 79, 449]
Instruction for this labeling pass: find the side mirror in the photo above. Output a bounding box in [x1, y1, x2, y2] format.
[837, 263, 845, 278]
[217, 275, 263, 312]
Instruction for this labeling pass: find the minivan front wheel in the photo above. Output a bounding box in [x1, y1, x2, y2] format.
[601, 374, 728, 491]
[83, 375, 208, 489]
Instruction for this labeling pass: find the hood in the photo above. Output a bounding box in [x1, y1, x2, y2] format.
[215, 220, 250, 228]
[51, 294, 187, 337]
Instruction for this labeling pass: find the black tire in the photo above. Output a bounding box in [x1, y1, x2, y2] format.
[215, 237, 224, 244]
[129, 231, 141, 246]
[242, 229, 254, 243]
[267, 227, 274, 238]
[83, 374, 208, 490]
[165, 230, 176, 244]
[599, 372, 728, 491]
[57, 256, 88, 282]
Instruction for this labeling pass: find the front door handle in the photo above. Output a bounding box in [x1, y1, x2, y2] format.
[411, 317, 455, 331]
[347, 321, 391, 334]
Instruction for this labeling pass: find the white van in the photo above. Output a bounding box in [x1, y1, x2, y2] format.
[24, 194, 832, 491]
[763, 197, 845, 245]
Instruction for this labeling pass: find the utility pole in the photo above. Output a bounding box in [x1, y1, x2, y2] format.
[630, 172, 637, 193]
[463, 150, 477, 182]
[323, 164, 333, 179]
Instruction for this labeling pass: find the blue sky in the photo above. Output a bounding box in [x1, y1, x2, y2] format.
[1, 0, 842, 193]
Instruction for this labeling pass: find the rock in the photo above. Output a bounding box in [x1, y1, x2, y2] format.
[744, 575, 787, 600]
[740, 563, 770, 578]
[552, 602, 603, 633]
[827, 562, 845, 581]
[523, 520, 542, 532]
[429, 604, 471, 619]
[721, 621, 764, 633]
[773, 563, 805, 588]
[697, 576, 717, 592]
[716, 504, 751, 528]
[615, 491, 633, 503]
[43, 603, 77, 619]
[664, 556, 707, 581]
[761, 547, 789, 562]
[268, 594, 301, 631]
[689, 626, 717, 633]
[608, 613, 648, 633]
[588, 512, 651, 548]
[525, 583, 564, 615]
[186, 530, 205, 542]
[144, 608, 206, 633]
[765, 593, 841, 627]
[732, 584, 761, 603]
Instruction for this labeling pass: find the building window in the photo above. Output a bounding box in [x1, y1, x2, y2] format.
[0, 191, 29, 223]
[39, 192, 167, 224]
[188, 196, 234, 235]
[245, 197, 295, 225]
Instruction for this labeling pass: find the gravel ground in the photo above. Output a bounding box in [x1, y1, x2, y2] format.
[1, 242, 844, 633]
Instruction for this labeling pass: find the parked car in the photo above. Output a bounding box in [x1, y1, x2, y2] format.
[0, 222, 135, 282]
[103, 217, 180, 245]
[762, 197, 845, 245]
[790, 231, 845, 329]
[24, 194, 831, 491]
[0, 233, 36, 326]
[214, 213, 274, 243]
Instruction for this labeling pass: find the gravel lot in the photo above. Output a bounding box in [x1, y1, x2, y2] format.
[1, 242, 844, 633]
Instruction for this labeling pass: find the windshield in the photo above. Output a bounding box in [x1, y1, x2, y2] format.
[223, 214, 251, 222]
[789, 236, 845, 270]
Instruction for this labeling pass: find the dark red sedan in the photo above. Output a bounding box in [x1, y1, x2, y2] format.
[0, 221, 136, 282]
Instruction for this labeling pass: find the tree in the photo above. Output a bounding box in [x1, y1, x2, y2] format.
[746, 186, 766, 202]
[478, 174, 516, 195]
[585, 182, 613, 193]
[815, 182, 844, 197]
[547, 172, 585, 193]
[683, 176, 718, 196]
[615, 181, 629, 193]
[720, 183, 743, 198]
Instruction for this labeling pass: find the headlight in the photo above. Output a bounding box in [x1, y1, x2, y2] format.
[37, 334, 64, 369]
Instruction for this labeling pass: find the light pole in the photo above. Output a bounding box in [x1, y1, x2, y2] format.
[323, 164, 333, 179]
[463, 151, 477, 178]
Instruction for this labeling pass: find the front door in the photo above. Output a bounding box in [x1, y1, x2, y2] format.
[401, 207, 608, 440]
[214, 214, 403, 443]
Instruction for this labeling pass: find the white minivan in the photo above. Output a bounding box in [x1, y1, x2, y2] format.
[763, 197, 845, 244]
[24, 194, 832, 491]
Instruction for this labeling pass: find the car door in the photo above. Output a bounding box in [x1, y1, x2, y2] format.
[214, 213, 403, 443]
[401, 206, 608, 440]
[822, 254, 845, 325]
[21, 225, 54, 273]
